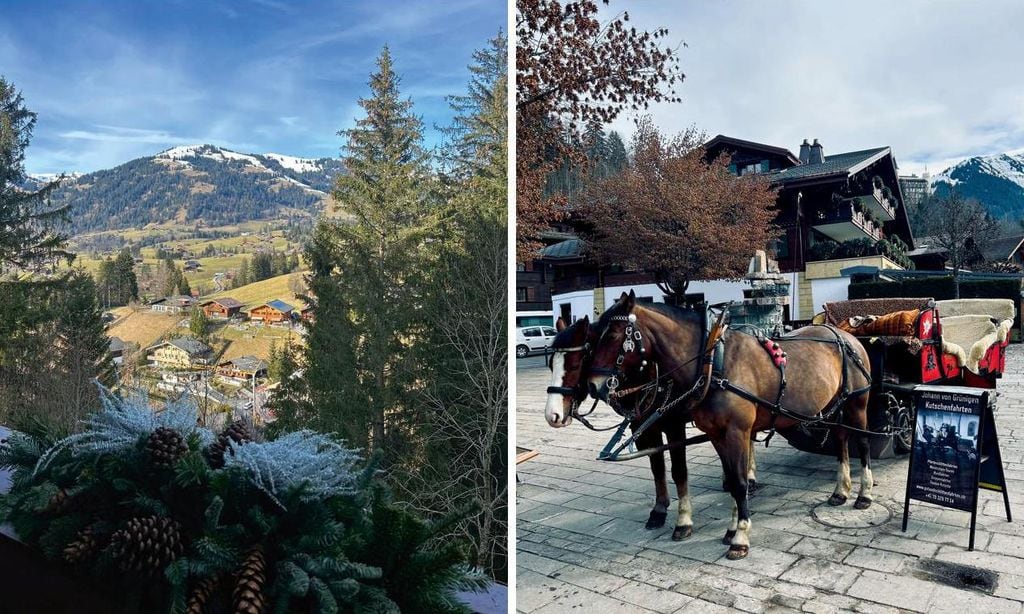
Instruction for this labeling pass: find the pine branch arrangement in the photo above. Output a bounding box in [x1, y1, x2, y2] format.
[0, 385, 484, 613]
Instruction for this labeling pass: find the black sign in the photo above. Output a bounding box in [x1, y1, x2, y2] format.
[902, 385, 1011, 551]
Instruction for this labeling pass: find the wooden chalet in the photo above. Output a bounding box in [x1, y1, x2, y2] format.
[200, 297, 243, 319]
[216, 355, 268, 381]
[147, 337, 213, 369]
[702, 135, 915, 273]
[248, 300, 295, 324]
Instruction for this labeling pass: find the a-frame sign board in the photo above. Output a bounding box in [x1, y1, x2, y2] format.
[902, 385, 1011, 551]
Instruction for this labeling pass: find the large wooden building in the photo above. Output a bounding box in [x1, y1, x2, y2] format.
[538, 136, 918, 323]
[147, 337, 213, 369]
[248, 300, 295, 324]
[216, 355, 268, 382]
[200, 297, 243, 319]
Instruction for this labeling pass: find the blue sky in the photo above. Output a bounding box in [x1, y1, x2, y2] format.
[605, 0, 1024, 177]
[0, 0, 504, 174]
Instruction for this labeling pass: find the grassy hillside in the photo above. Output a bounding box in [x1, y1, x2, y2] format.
[106, 310, 183, 348]
[208, 272, 306, 309]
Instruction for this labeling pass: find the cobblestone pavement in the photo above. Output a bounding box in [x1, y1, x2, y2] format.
[515, 347, 1024, 613]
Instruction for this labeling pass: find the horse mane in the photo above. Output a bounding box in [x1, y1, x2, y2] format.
[594, 299, 701, 336]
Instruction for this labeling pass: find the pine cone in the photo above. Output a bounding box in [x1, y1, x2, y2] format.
[44, 487, 70, 514]
[108, 516, 184, 574]
[147, 426, 188, 469]
[63, 525, 99, 565]
[232, 545, 267, 614]
[185, 574, 220, 614]
[204, 421, 253, 469]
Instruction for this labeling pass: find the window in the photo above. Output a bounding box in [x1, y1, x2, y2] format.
[522, 327, 541, 337]
[542, 327, 557, 336]
[516, 287, 529, 302]
[739, 160, 769, 175]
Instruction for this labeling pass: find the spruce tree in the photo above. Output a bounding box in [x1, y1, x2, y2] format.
[0, 77, 71, 269]
[606, 130, 628, 174]
[189, 307, 207, 341]
[114, 248, 138, 302]
[302, 47, 435, 453]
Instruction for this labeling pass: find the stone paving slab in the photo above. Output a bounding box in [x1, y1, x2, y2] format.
[515, 345, 1024, 613]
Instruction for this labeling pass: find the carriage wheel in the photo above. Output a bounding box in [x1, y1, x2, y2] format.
[894, 400, 913, 454]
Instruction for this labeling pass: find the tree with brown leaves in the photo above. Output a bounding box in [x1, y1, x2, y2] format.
[516, 0, 684, 261]
[582, 118, 778, 297]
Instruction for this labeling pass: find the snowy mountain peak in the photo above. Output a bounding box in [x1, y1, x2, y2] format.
[931, 150, 1024, 219]
[934, 151, 1024, 190]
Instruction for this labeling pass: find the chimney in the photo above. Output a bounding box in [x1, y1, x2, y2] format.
[798, 139, 810, 164]
[808, 138, 824, 165]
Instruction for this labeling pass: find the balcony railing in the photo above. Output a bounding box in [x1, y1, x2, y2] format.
[812, 203, 883, 243]
[861, 187, 896, 221]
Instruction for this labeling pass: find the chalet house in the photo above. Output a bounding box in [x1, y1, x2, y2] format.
[299, 306, 314, 323]
[249, 300, 295, 324]
[151, 295, 196, 314]
[200, 297, 244, 319]
[147, 337, 213, 369]
[216, 355, 268, 382]
[183, 260, 201, 272]
[541, 136, 918, 323]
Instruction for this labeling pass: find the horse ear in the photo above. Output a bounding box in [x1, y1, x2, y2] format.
[625, 289, 636, 309]
[618, 291, 629, 302]
[581, 315, 589, 324]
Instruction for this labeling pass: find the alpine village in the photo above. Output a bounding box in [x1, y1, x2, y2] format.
[0, 7, 508, 612]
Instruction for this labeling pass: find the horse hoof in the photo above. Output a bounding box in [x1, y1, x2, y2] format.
[672, 525, 693, 541]
[854, 496, 872, 510]
[748, 480, 759, 495]
[721, 529, 737, 545]
[645, 510, 667, 529]
[828, 494, 847, 506]
[726, 545, 749, 560]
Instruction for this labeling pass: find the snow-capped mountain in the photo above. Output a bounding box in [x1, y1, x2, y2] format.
[34, 144, 343, 232]
[932, 151, 1024, 219]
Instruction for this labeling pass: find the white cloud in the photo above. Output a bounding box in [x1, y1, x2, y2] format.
[603, 0, 1024, 175]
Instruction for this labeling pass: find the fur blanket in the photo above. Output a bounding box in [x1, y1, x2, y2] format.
[941, 314, 1000, 374]
[936, 298, 1015, 323]
[823, 299, 932, 354]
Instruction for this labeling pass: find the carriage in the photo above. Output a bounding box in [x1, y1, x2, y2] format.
[543, 288, 1016, 559]
[780, 297, 1015, 459]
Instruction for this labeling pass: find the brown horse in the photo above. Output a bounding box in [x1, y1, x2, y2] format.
[544, 317, 760, 540]
[584, 291, 874, 559]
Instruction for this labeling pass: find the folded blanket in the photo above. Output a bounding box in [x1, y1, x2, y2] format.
[837, 309, 920, 337]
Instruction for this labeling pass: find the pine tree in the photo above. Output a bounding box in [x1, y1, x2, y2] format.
[0, 77, 72, 269]
[408, 33, 508, 581]
[114, 248, 138, 302]
[189, 307, 207, 341]
[606, 130, 628, 174]
[303, 47, 436, 453]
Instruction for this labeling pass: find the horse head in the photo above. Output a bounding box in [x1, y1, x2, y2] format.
[544, 316, 592, 428]
[587, 290, 655, 403]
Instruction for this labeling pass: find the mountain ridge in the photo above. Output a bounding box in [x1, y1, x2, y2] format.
[27, 144, 343, 233]
[931, 150, 1024, 219]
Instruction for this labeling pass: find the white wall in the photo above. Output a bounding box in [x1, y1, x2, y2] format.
[551, 290, 595, 324]
[809, 277, 852, 315]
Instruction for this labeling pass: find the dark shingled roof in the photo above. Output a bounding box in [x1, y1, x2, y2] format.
[167, 337, 212, 356]
[202, 297, 243, 309]
[771, 147, 890, 184]
[981, 234, 1024, 262]
[221, 355, 268, 373]
[540, 238, 582, 260]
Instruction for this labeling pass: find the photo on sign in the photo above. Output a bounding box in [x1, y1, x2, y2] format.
[911, 410, 980, 507]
